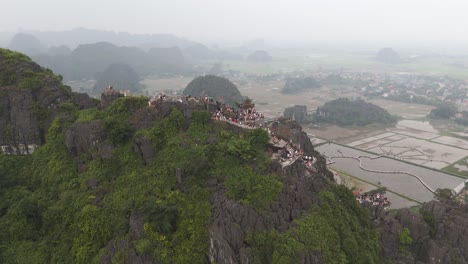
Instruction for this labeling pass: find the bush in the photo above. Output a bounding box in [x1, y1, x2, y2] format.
[400, 227, 413, 254]
[428, 104, 457, 119]
[420, 209, 436, 237]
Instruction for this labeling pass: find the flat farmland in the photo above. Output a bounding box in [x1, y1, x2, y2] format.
[387, 126, 439, 140]
[432, 136, 468, 150]
[444, 157, 468, 178]
[343, 120, 468, 175]
[368, 99, 435, 119]
[373, 137, 467, 169]
[237, 80, 361, 119]
[304, 124, 391, 143]
[316, 143, 465, 203]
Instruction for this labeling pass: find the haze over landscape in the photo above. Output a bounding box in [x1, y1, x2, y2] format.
[2, 0, 468, 50]
[2, 1, 468, 263]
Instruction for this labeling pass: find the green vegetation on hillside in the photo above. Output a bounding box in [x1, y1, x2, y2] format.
[0, 95, 385, 263]
[247, 185, 381, 263]
[315, 98, 398, 126]
[0, 48, 65, 89]
[0, 97, 282, 263]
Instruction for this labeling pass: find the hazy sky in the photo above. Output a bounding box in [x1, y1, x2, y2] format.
[2, 0, 468, 46]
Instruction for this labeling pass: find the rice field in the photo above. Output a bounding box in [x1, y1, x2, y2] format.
[343, 120, 468, 175]
[316, 143, 465, 203]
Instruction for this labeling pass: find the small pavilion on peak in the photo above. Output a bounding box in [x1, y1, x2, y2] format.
[239, 98, 255, 110]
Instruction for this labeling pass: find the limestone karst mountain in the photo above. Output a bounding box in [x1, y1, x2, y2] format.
[183, 75, 244, 105]
[376, 47, 401, 64]
[2, 50, 468, 264]
[247, 49, 272, 62]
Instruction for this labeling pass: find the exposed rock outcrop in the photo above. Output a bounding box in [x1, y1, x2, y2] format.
[207, 119, 332, 264]
[373, 200, 468, 264]
[208, 160, 328, 264]
[0, 48, 97, 154]
[100, 86, 125, 108]
[100, 212, 155, 264]
[65, 120, 113, 171]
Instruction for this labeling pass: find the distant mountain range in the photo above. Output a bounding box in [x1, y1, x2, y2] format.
[11, 28, 198, 50]
[0, 28, 276, 81]
[32, 42, 191, 81]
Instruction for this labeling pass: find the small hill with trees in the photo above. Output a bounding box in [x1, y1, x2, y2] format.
[315, 98, 397, 126]
[428, 104, 457, 119]
[281, 77, 321, 94]
[247, 50, 272, 62]
[93, 63, 143, 94]
[376, 47, 401, 64]
[183, 75, 243, 105]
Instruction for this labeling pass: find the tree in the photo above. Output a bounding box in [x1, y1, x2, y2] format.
[429, 104, 457, 119]
[435, 188, 456, 200]
[400, 227, 413, 254]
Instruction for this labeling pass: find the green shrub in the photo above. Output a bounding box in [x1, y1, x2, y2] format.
[420, 209, 436, 237]
[400, 227, 413, 254]
[76, 108, 103, 123]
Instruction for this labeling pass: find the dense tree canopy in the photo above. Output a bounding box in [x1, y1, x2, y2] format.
[428, 104, 457, 119]
[183, 75, 243, 105]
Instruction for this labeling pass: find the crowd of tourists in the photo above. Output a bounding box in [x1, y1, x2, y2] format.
[356, 191, 391, 209]
[213, 104, 264, 127]
[302, 155, 317, 168]
[146, 93, 319, 169]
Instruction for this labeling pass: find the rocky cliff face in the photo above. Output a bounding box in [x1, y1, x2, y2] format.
[0, 48, 97, 154]
[208, 160, 329, 264]
[372, 199, 468, 264]
[207, 120, 332, 264]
